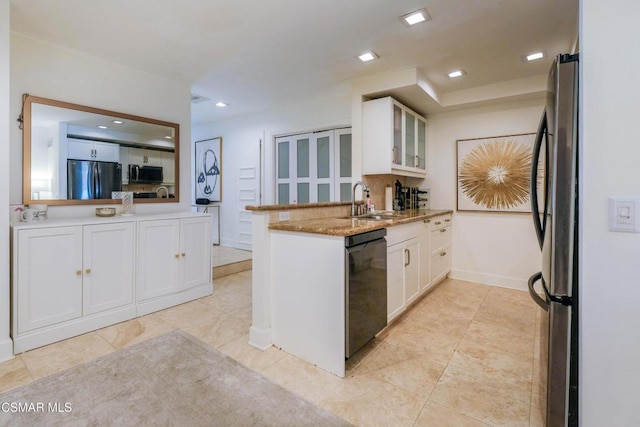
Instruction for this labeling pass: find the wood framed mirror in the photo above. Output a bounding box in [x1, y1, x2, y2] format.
[22, 94, 180, 205]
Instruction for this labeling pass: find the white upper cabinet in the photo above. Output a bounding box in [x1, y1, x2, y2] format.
[362, 97, 427, 178]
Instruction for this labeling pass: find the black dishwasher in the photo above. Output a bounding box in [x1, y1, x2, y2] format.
[345, 229, 387, 358]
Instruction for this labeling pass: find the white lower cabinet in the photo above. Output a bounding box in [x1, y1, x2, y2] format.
[386, 213, 452, 322]
[430, 215, 452, 284]
[386, 223, 421, 322]
[82, 222, 135, 315]
[11, 213, 212, 353]
[419, 218, 432, 292]
[13, 222, 135, 352]
[136, 216, 212, 315]
[16, 226, 84, 333]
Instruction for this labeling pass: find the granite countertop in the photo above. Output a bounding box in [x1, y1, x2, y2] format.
[268, 209, 453, 237]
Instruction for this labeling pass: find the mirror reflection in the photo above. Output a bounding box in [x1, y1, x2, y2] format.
[24, 95, 180, 205]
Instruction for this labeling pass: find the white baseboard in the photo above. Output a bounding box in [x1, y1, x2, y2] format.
[248, 325, 272, 350]
[0, 337, 14, 362]
[449, 268, 529, 292]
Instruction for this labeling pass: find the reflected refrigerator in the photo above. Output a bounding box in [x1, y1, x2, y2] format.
[528, 53, 579, 427]
[67, 159, 122, 200]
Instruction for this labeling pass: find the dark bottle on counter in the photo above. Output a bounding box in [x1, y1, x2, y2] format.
[394, 179, 404, 211]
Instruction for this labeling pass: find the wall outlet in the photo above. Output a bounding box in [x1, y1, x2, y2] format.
[278, 211, 290, 221]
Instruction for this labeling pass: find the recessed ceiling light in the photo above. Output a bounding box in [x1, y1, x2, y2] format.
[400, 8, 431, 27]
[215, 102, 228, 107]
[98, 125, 108, 129]
[165, 136, 172, 139]
[358, 51, 379, 62]
[448, 69, 466, 78]
[525, 52, 545, 62]
[112, 120, 123, 124]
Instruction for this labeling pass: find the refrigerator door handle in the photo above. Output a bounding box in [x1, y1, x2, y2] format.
[528, 272, 549, 311]
[93, 163, 101, 199]
[531, 110, 547, 249]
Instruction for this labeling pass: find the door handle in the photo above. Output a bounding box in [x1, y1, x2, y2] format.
[528, 272, 548, 311]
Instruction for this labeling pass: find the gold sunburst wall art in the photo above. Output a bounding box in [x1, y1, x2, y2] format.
[457, 133, 541, 213]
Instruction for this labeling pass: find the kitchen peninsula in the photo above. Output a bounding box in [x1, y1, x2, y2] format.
[247, 202, 452, 377]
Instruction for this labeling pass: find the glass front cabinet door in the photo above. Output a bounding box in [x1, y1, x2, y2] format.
[362, 96, 428, 178]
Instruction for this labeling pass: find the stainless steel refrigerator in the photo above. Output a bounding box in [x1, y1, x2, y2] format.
[529, 53, 579, 426]
[67, 159, 122, 200]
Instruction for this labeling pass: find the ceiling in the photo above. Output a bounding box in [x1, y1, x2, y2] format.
[9, 0, 578, 126]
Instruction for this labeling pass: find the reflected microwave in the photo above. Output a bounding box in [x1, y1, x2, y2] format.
[128, 164, 163, 184]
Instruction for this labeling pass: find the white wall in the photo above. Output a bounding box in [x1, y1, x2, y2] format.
[2, 32, 192, 360]
[581, 1, 640, 424]
[427, 99, 544, 290]
[0, 0, 13, 361]
[9, 34, 192, 217]
[192, 94, 351, 248]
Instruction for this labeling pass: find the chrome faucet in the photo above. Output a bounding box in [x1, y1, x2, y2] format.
[351, 181, 369, 216]
[156, 186, 169, 198]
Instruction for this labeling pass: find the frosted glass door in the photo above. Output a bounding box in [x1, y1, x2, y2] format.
[335, 129, 353, 202]
[393, 105, 402, 165]
[276, 128, 350, 204]
[417, 118, 426, 171]
[405, 112, 416, 167]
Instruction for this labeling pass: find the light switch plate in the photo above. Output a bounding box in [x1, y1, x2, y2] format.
[609, 198, 640, 232]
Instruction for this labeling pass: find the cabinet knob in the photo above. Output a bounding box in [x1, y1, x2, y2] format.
[444, 218, 451, 222]
[424, 219, 430, 223]
[85, 268, 91, 274]
[175, 254, 180, 259]
[76, 270, 82, 276]
[440, 251, 447, 256]
[435, 221, 441, 225]
[181, 253, 186, 257]
[440, 228, 447, 233]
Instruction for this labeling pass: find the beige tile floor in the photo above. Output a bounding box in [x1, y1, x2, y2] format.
[0, 272, 543, 427]
[212, 245, 252, 268]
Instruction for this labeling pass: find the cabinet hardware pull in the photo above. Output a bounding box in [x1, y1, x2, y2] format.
[76, 270, 82, 276]
[405, 248, 411, 266]
[175, 254, 180, 259]
[435, 221, 441, 225]
[444, 219, 451, 222]
[440, 228, 446, 233]
[441, 251, 447, 256]
[85, 268, 91, 274]
[415, 155, 419, 167]
[181, 253, 186, 257]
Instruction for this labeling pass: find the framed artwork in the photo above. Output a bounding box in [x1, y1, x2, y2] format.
[456, 133, 541, 213]
[195, 137, 222, 202]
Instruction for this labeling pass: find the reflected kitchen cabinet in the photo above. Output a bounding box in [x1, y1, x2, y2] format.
[67, 138, 120, 163]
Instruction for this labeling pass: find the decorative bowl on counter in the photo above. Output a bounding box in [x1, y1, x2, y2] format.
[95, 207, 117, 217]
